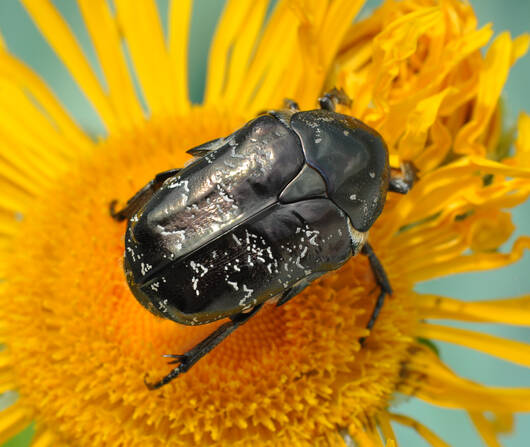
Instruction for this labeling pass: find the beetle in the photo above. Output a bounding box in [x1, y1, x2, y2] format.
[110, 89, 415, 389]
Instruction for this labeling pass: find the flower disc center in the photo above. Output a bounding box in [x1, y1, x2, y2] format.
[2, 108, 415, 446]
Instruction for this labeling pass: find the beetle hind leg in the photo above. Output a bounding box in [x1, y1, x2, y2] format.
[109, 168, 181, 221]
[144, 304, 263, 389]
[359, 242, 392, 344]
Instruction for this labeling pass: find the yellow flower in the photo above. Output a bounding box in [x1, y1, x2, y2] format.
[0, 0, 529, 446]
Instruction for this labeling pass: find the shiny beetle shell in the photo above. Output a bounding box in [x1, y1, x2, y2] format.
[124, 109, 389, 325]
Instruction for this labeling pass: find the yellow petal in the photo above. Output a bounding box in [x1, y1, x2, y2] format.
[222, 0, 269, 105]
[0, 403, 32, 445]
[405, 236, 529, 282]
[20, 0, 119, 133]
[30, 429, 62, 447]
[0, 51, 91, 154]
[114, 0, 186, 116]
[469, 412, 502, 447]
[402, 344, 530, 412]
[416, 294, 530, 325]
[506, 112, 530, 167]
[416, 322, 530, 368]
[168, 0, 192, 110]
[377, 412, 397, 445]
[398, 88, 455, 160]
[389, 413, 450, 447]
[454, 32, 528, 155]
[205, 0, 259, 105]
[78, 0, 145, 127]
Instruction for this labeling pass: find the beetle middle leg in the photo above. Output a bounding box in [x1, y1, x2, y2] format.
[144, 304, 263, 389]
[360, 242, 392, 344]
[109, 168, 181, 221]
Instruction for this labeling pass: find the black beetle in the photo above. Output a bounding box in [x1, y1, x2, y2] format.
[111, 89, 415, 389]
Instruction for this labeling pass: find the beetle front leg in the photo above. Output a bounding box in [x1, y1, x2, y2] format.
[388, 161, 417, 194]
[109, 168, 181, 221]
[318, 87, 352, 112]
[144, 304, 263, 389]
[360, 242, 392, 344]
[283, 98, 300, 111]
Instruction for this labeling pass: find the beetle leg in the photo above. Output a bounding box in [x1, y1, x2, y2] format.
[318, 87, 352, 112]
[360, 242, 392, 344]
[144, 304, 264, 389]
[276, 273, 323, 307]
[109, 168, 181, 221]
[283, 98, 300, 111]
[388, 161, 417, 194]
[186, 136, 226, 157]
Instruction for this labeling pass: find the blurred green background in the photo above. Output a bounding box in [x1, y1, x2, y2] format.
[0, 0, 528, 446]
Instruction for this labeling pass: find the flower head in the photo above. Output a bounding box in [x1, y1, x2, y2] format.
[0, 0, 529, 446]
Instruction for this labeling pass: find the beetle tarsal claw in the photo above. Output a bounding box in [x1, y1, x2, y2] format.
[143, 373, 158, 390]
[108, 199, 122, 220]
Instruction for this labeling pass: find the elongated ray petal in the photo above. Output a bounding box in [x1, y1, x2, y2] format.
[0, 403, 32, 445]
[416, 322, 530, 368]
[405, 236, 529, 281]
[78, 0, 144, 127]
[114, 0, 187, 116]
[390, 413, 450, 447]
[20, 0, 119, 133]
[402, 345, 530, 412]
[416, 294, 530, 325]
[205, 0, 257, 104]
[222, 0, 269, 105]
[0, 51, 91, 153]
[168, 0, 192, 109]
[468, 412, 502, 447]
[455, 33, 528, 155]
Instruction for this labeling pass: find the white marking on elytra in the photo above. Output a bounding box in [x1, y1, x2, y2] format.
[349, 194, 357, 200]
[191, 276, 200, 296]
[243, 284, 253, 298]
[295, 257, 304, 269]
[304, 226, 320, 246]
[232, 234, 242, 246]
[227, 281, 239, 291]
[157, 299, 168, 312]
[150, 282, 160, 292]
[167, 179, 189, 192]
[126, 247, 136, 262]
[369, 172, 375, 178]
[140, 262, 152, 275]
[300, 246, 308, 258]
